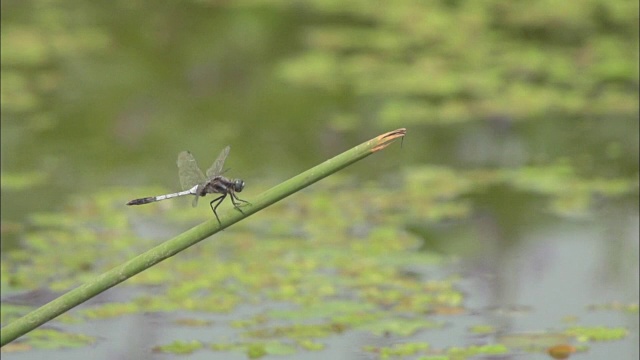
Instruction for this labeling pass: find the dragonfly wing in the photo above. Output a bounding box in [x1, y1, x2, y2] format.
[192, 194, 200, 207]
[177, 151, 206, 190]
[206, 146, 230, 179]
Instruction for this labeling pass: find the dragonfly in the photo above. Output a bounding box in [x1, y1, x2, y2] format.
[127, 146, 249, 224]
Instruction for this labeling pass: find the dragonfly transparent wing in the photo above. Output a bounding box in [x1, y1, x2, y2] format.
[206, 146, 230, 179]
[177, 151, 207, 191]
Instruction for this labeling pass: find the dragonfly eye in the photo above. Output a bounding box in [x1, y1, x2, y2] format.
[234, 180, 245, 192]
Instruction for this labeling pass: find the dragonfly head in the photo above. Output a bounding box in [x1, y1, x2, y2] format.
[233, 179, 245, 192]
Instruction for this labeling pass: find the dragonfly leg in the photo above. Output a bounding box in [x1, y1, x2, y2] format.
[230, 192, 250, 213]
[209, 194, 227, 225]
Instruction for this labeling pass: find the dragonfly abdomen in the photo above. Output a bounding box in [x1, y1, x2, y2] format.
[127, 189, 194, 206]
[127, 197, 156, 205]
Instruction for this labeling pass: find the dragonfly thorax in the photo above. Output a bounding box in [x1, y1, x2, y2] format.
[198, 176, 245, 196]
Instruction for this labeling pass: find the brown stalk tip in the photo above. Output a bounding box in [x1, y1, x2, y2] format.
[372, 128, 406, 152]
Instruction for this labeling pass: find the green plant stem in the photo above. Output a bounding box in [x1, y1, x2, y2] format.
[0, 128, 406, 346]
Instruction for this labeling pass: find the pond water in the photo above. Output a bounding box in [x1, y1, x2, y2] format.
[2, 1, 638, 359]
